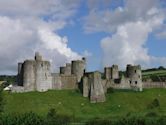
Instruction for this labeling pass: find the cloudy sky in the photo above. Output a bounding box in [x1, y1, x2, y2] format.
[0, 0, 166, 74]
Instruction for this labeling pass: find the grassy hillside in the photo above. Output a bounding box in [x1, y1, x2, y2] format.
[3, 89, 166, 121]
[142, 69, 166, 82]
[142, 70, 166, 76]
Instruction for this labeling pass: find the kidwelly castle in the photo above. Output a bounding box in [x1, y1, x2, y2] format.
[12, 52, 165, 103]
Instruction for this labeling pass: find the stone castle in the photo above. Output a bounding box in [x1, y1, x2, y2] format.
[13, 52, 143, 103]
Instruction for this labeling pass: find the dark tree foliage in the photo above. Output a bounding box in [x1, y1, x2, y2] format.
[147, 98, 160, 109]
[45, 108, 71, 125]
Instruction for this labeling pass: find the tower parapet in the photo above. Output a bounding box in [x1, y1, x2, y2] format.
[35, 52, 42, 61]
[111, 65, 119, 79]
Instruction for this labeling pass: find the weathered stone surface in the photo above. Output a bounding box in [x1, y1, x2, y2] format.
[126, 65, 142, 91]
[111, 65, 119, 79]
[52, 73, 62, 90]
[71, 58, 86, 83]
[104, 67, 111, 80]
[23, 60, 36, 91]
[89, 71, 106, 103]
[35, 61, 52, 92]
[83, 76, 89, 97]
[60, 75, 77, 89]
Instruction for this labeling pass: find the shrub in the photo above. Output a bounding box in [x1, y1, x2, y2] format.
[0, 112, 44, 125]
[107, 87, 114, 93]
[145, 112, 158, 117]
[86, 119, 112, 125]
[147, 98, 160, 109]
[46, 108, 71, 125]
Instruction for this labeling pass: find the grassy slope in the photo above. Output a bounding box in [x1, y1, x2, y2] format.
[142, 70, 166, 76]
[3, 89, 166, 120]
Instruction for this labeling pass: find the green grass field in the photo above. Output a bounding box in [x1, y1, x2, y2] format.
[142, 70, 166, 76]
[3, 89, 166, 121]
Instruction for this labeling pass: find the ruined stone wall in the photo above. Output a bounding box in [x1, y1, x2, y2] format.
[52, 74, 77, 90]
[110, 77, 131, 89]
[60, 67, 65, 74]
[83, 76, 89, 97]
[60, 75, 77, 89]
[60, 63, 71, 75]
[143, 82, 166, 88]
[83, 72, 106, 103]
[89, 71, 106, 103]
[52, 73, 62, 90]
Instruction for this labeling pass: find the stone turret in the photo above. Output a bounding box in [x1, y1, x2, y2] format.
[60, 63, 71, 75]
[111, 65, 119, 79]
[35, 52, 42, 61]
[126, 64, 142, 91]
[22, 60, 36, 91]
[71, 57, 86, 82]
[104, 67, 112, 80]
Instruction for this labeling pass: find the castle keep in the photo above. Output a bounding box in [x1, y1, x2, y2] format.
[13, 52, 143, 103]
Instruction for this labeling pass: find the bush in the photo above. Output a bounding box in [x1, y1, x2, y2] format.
[0, 109, 71, 125]
[86, 118, 112, 125]
[46, 108, 71, 125]
[0, 112, 44, 125]
[145, 112, 158, 117]
[107, 87, 114, 94]
[147, 98, 160, 109]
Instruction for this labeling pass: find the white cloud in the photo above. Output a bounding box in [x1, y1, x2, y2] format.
[101, 20, 160, 69]
[0, 0, 81, 74]
[84, 0, 161, 33]
[0, 0, 80, 19]
[82, 50, 93, 57]
[85, 0, 166, 69]
[156, 30, 166, 39]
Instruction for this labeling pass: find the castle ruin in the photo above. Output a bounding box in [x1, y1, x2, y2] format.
[13, 52, 143, 103]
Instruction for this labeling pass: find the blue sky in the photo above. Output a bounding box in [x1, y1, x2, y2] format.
[0, 0, 166, 74]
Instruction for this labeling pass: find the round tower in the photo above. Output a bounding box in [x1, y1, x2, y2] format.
[126, 64, 142, 91]
[111, 65, 119, 79]
[23, 60, 36, 91]
[71, 57, 86, 82]
[17, 63, 23, 86]
[104, 67, 112, 79]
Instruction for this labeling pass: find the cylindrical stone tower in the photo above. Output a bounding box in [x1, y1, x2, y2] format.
[17, 63, 23, 86]
[126, 64, 142, 91]
[111, 65, 119, 79]
[104, 67, 112, 79]
[71, 57, 86, 82]
[23, 60, 36, 91]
